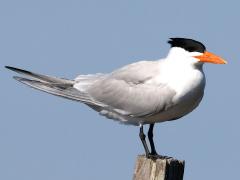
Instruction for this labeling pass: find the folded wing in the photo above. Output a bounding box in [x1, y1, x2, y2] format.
[82, 61, 176, 118]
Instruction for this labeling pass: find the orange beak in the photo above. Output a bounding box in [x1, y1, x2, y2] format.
[194, 51, 227, 64]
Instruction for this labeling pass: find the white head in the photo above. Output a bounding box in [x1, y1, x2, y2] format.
[166, 38, 227, 67]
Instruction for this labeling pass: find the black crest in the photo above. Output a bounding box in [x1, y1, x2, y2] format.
[168, 38, 206, 53]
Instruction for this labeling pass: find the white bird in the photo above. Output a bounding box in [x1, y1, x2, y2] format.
[6, 38, 227, 158]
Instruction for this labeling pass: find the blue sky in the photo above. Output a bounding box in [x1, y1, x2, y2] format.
[1, 0, 240, 179]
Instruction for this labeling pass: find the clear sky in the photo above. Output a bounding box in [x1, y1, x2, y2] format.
[1, 0, 239, 179]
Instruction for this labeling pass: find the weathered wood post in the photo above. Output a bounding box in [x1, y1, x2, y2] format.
[133, 155, 185, 180]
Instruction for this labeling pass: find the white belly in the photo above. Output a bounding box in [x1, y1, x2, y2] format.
[144, 87, 204, 124]
[144, 67, 206, 124]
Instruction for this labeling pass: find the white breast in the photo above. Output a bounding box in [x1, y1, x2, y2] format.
[143, 60, 206, 124]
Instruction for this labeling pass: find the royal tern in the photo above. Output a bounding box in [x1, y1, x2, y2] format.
[6, 38, 227, 158]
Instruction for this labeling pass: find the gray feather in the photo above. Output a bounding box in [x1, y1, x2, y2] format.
[5, 66, 74, 85]
[83, 61, 176, 118]
[110, 61, 161, 84]
[13, 76, 104, 106]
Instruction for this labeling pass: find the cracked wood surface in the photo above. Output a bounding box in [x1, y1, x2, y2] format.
[133, 155, 185, 180]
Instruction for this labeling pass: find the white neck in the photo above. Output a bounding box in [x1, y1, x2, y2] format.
[156, 47, 205, 96]
[165, 47, 203, 69]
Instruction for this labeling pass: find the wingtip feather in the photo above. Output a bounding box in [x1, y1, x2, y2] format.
[12, 76, 23, 81]
[5, 66, 27, 73]
[5, 65, 14, 70]
[5, 66, 35, 77]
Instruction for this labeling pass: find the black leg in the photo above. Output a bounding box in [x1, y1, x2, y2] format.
[139, 125, 150, 157]
[148, 123, 158, 156]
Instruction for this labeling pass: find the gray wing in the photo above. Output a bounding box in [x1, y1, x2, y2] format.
[110, 60, 161, 84]
[84, 61, 176, 117]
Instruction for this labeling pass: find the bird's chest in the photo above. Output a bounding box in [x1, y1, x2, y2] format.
[157, 67, 205, 98]
[145, 68, 205, 123]
[165, 68, 205, 115]
[148, 67, 205, 115]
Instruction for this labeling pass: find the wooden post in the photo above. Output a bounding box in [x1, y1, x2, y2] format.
[133, 155, 185, 180]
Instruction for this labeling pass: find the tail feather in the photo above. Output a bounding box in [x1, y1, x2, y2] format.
[5, 66, 74, 85]
[6, 66, 104, 107]
[13, 76, 104, 106]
